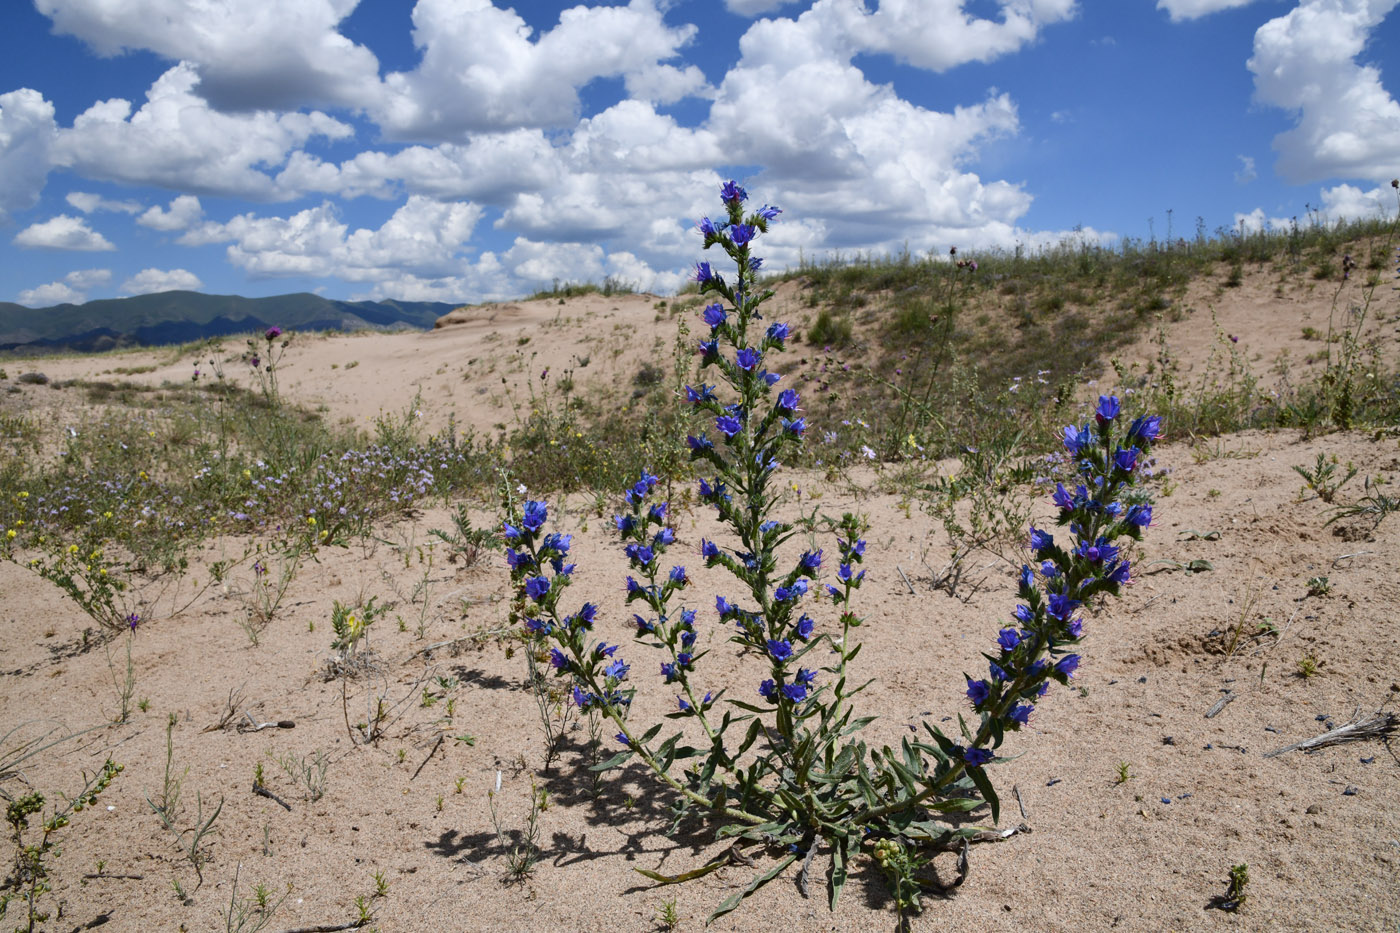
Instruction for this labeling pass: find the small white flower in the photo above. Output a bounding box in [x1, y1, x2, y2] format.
[861, 445, 876, 460]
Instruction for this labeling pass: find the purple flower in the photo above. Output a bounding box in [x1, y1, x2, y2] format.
[836, 563, 864, 584]
[720, 180, 747, 203]
[1125, 504, 1153, 528]
[1053, 483, 1076, 510]
[633, 614, 655, 634]
[669, 566, 688, 585]
[615, 513, 637, 534]
[1126, 414, 1162, 444]
[1095, 395, 1121, 424]
[795, 668, 816, 686]
[759, 679, 777, 700]
[542, 532, 571, 554]
[525, 576, 550, 602]
[967, 679, 991, 706]
[701, 539, 720, 560]
[1028, 527, 1054, 554]
[777, 389, 800, 414]
[794, 615, 815, 640]
[687, 433, 714, 453]
[1009, 703, 1034, 725]
[549, 648, 569, 671]
[736, 347, 761, 371]
[781, 683, 808, 702]
[730, 224, 756, 246]
[702, 303, 727, 329]
[127, 613, 140, 632]
[1114, 447, 1139, 472]
[716, 595, 735, 618]
[767, 639, 793, 662]
[697, 216, 717, 237]
[603, 658, 630, 680]
[522, 500, 548, 532]
[1063, 423, 1089, 456]
[685, 383, 716, 404]
[962, 746, 994, 768]
[997, 628, 1021, 652]
[1076, 537, 1119, 564]
[662, 662, 680, 683]
[1013, 604, 1034, 624]
[1106, 561, 1131, 586]
[1047, 592, 1081, 621]
[781, 417, 806, 436]
[694, 261, 716, 284]
[756, 204, 781, 222]
[989, 661, 1007, 682]
[1054, 654, 1081, 677]
[766, 322, 789, 343]
[715, 416, 742, 438]
[265, 326, 283, 340]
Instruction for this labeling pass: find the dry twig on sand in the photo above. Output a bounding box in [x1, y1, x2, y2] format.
[1263, 708, 1397, 758]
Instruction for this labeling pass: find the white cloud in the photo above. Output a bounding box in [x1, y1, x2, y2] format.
[1249, 0, 1400, 183]
[1235, 154, 1258, 184]
[65, 191, 140, 214]
[844, 0, 1079, 72]
[188, 196, 484, 282]
[120, 267, 202, 294]
[52, 63, 352, 200]
[15, 267, 111, 306]
[35, 0, 383, 113]
[375, 0, 707, 139]
[138, 195, 204, 231]
[17, 281, 83, 306]
[725, 0, 801, 15]
[13, 214, 115, 251]
[1157, 0, 1260, 22]
[1317, 181, 1400, 220]
[0, 89, 57, 221]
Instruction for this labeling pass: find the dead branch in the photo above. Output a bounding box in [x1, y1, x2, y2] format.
[1263, 709, 1398, 758]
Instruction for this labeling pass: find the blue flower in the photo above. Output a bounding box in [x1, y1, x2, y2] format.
[795, 668, 816, 686]
[716, 595, 735, 617]
[777, 389, 800, 414]
[767, 639, 794, 662]
[603, 658, 630, 680]
[989, 661, 1007, 682]
[756, 204, 781, 222]
[720, 180, 747, 203]
[685, 383, 716, 404]
[1126, 414, 1162, 444]
[615, 513, 637, 534]
[799, 549, 822, 573]
[1028, 527, 1054, 555]
[694, 261, 716, 283]
[736, 347, 761, 371]
[730, 224, 756, 246]
[1040, 560, 1060, 578]
[525, 576, 550, 602]
[549, 648, 569, 671]
[781, 417, 806, 436]
[649, 502, 667, 522]
[687, 433, 713, 453]
[759, 679, 777, 700]
[761, 370, 781, 387]
[1013, 604, 1034, 624]
[680, 608, 696, 626]
[625, 543, 655, 566]
[1076, 537, 1119, 564]
[1053, 483, 1076, 510]
[522, 500, 548, 532]
[749, 256, 764, 271]
[524, 617, 551, 635]
[836, 563, 864, 585]
[967, 679, 991, 706]
[1095, 395, 1121, 424]
[702, 303, 727, 329]
[997, 628, 1021, 651]
[701, 539, 720, 560]
[615, 731, 630, 746]
[677, 695, 692, 712]
[634, 614, 655, 633]
[962, 746, 994, 767]
[781, 683, 808, 702]
[653, 527, 675, 547]
[1047, 592, 1081, 621]
[669, 566, 688, 585]
[1054, 654, 1081, 677]
[502, 521, 522, 541]
[1125, 504, 1153, 528]
[626, 576, 643, 596]
[697, 216, 717, 237]
[542, 532, 571, 554]
[716, 415, 742, 438]
[1114, 447, 1139, 472]
[1019, 564, 1035, 593]
[661, 661, 680, 683]
[794, 615, 815, 640]
[1106, 561, 1131, 586]
[766, 322, 789, 343]
[574, 603, 597, 627]
[1063, 423, 1090, 456]
[505, 548, 532, 571]
[1009, 704, 1034, 725]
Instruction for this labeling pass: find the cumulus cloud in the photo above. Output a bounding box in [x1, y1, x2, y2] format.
[66, 191, 140, 214]
[35, 0, 383, 113]
[138, 195, 204, 231]
[0, 89, 57, 221]
[1157, 0, 1260, 22]
[13, 214, 115, 251]
[186, 196, 484, 281]
[120, 267, 203, 294]
[52, 63, 352, 200]
[15, 267, 111, 306]
[725, 0, 802, 15]
[1249, 0, 1400, 183]
[375, 0, 708, 139]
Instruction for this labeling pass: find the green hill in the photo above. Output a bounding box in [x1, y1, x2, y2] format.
[0, 291, 457, 353]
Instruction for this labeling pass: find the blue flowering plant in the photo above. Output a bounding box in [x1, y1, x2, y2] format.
[500, 183, 1160, 920]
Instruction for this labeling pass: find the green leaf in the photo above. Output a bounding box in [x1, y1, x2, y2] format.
[634, 859, 728, 885]
[589, 750, 634, 772]
[707, 853, 799, 925]
[966, 764, 1000, 824]
[829, 838, 847, 911]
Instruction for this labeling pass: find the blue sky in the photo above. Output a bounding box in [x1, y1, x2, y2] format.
[2, 0, 1398, 307]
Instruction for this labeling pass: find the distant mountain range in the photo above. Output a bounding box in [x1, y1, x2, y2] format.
[0, 291, 459, 353]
